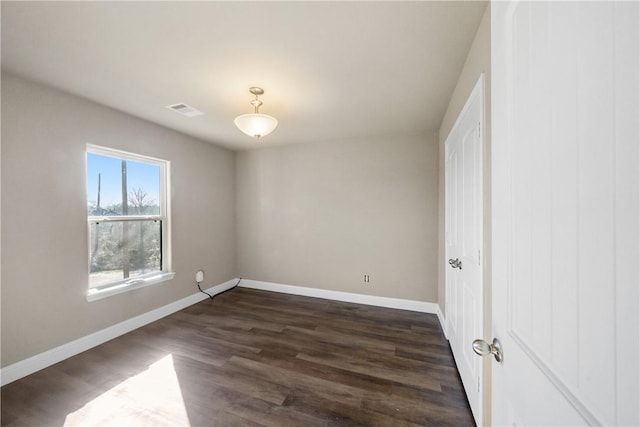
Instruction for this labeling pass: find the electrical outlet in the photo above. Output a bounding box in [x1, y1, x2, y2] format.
[196, 270, 204, 283]
[364, 274, 370, 283]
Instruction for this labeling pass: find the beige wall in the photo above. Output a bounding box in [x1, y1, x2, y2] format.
[1, 73, 237, 366]
[236, 133, 439, 302]
[437, 5, 491, 425]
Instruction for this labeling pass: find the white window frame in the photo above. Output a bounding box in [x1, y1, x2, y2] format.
[85, 144, 174, 301]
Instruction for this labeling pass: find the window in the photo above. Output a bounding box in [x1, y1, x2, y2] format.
[86, 145, 173, 301]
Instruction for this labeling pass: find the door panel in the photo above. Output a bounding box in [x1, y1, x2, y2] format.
[445, 75, 484, 425]
[492, 2, 638, 425]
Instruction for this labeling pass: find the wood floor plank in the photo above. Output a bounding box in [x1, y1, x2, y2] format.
[1, 288, 475, 426]
[296, 351, 444, 392]
[283, 325, 398, 354]
[225, 356, 366, 409]
[281, 392, 422, 427]
[249, 350, 395, 395]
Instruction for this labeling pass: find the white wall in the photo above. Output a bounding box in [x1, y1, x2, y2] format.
[1, 73, 237, 366]
[236, 133, 439, 302]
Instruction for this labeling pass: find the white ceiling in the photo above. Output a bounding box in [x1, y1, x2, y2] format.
[1, 1, 487, 151]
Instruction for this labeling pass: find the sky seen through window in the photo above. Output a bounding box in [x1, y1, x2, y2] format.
[87, 152, 160, 213]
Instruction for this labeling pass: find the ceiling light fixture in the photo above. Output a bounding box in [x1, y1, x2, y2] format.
[234, 87, 278, 139]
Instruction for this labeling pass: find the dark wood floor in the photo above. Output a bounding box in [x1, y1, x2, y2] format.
[1, 288, 474, 427]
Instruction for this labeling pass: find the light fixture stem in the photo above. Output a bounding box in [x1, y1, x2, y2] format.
[250, 98, 263, 114]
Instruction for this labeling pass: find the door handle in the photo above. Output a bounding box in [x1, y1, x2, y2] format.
[448, 258, 462, 269]
[472, 338, 503, 363]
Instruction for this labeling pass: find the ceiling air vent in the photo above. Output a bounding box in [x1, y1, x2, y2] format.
[166, 102, 204, 117]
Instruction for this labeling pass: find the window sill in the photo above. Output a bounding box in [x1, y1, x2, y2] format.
[86, 272, 175, 302]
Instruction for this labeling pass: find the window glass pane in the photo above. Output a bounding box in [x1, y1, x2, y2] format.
[89, 220, 162, 289]
[87, 153, 161, 217]
[126, 160, 161, 216]
[87, 153, 123, 215]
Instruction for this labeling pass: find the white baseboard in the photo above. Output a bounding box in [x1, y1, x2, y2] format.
[436, 305, 447, 339]
[0, 278, 239, 387]
[239, 279, 439, 314]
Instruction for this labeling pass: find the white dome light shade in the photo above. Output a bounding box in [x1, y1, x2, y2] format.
[234, 113, 278, 139]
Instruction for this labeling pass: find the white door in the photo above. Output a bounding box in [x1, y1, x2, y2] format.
[490, 1, 638, 425]
[445, 76, 484, 425]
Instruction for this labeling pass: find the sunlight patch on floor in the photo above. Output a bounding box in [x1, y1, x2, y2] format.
[63, 354, 190, 426]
